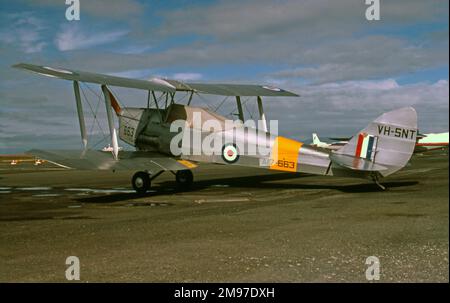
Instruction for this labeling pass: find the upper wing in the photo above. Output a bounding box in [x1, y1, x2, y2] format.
[14, 63, 298, 97]
[165, 80, 299, 97]
[27, 149, 196, 174]
[13, 63, 176, 93]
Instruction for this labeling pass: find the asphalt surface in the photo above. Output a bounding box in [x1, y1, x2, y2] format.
[0, 151, 448, 282]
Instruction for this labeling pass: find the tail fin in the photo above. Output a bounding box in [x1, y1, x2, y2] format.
[332, 107, 417, 177]
[312, 133, 321, 145]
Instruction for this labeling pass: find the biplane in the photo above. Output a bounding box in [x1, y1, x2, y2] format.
[310, 131, 449, 154]
[13, 63, 418, 192]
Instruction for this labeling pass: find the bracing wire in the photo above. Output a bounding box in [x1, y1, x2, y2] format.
[175, 91, 189, 104]
[194, 92, 214, 111]
[79, 83, 109, 148]
[213, 96, 229, 112]
[225, 96, 252, 120]
[243, 98, 255, 120]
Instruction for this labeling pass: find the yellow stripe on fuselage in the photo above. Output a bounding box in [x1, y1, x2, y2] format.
[177, 159, 197, 169]
[270, 136, 303, 172]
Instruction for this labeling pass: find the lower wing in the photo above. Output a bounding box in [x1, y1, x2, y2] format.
[27, 149, 197, 173]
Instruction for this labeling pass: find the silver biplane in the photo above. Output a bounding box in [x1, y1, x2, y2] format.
[13, 63, 418, 192]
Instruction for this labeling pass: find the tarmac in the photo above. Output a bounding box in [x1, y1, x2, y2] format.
[0, 150, 448, 282]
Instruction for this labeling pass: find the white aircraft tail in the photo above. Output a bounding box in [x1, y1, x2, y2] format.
[332, 107, 417, 177]
[312, 133, 321, 145]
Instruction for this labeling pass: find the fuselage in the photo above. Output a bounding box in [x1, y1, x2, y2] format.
[116, 104, 370, 179]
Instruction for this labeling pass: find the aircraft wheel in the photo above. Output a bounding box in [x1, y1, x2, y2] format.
[132, 171, 151, 194]
[175, 170, 194, 189]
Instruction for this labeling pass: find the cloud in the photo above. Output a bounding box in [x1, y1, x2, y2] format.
[108, 69, 154, 79]
[1, 0, 448, 153]
[317, 79, 400, 91]
[144, 0, 448, 83]
[264, 79, 449, 139]
[270, 35, 448, 83]
[0, 12, 47, 53]
[2, 78, 447, 153]
[294, 79, 448, 111]
[0, 82, 112, 153]
[158, 0, 447, 41]
[22, 0, 143, 20]
[55, 24, 128, 51]
[292, 36, 445, 82]
[6, 1, 442, 84]
[171, 73, 203, 81]
[117, 44, 152, 55]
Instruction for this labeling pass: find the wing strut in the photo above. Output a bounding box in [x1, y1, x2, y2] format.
[101, 85, 119, 160]
[257, 96, 268, 132]
[236, 96, 244, 121]
[151, 91, 164, 122]
[73, 81, 87, 149]
[146, 90, 151, 109]
[187, 91, 194, 105]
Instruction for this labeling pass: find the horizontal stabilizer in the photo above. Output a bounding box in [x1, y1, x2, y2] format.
[329, 137, 352, 142]
[330, 153, 388, 171]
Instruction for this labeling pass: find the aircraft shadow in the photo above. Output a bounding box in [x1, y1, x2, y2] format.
[171, 177, 418, 193]
[75, 172, 418, 204]
[75, 172, 305, 203]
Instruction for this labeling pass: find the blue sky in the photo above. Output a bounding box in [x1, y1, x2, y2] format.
[0, 0, 448, 153]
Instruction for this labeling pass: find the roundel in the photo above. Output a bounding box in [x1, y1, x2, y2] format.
[262, 85, 282, 92]
[222, 144, 239, 164]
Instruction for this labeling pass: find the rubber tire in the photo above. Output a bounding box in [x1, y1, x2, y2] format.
[175, 170, 194, 189]
[132, 171, 151, 194]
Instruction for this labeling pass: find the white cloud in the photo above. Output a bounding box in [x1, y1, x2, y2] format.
[15, 1, 442, 85]
[24, 0, 143, 19]
[108, 69, 154, 79]
[287, 79, 448, 112]
[318, 79, 400, 91]
[55, 24, 128, 51]
[1, 73, 447, 153]
[266, 79, 449, 138]
[1, 0, 448, 152]
[148, 1, 448, 84]
[0, 13, 47, 53]
[270, 35, 448, 84]
[118, 44, 152, 55]
[435, 79, 449, 87]
[158, 0, 447, 41]
[171, 73, 203, 81]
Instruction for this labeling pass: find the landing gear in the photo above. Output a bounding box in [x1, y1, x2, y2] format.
[371, 173, 386, 191]
[175, 169, 194, 189]
[131, 169, 194, 194]
[132, 171, 151, 194]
